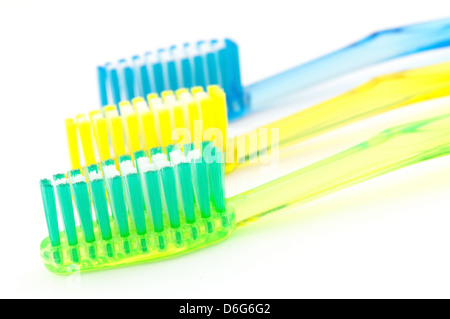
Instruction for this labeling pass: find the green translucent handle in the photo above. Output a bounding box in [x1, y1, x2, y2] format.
[230, 112, 450, 227]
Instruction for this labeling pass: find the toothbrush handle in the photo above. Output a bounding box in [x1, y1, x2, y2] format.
[230, 112, 450, 227]
[247, 17, 450, 109]
[234, 61, 450, 164]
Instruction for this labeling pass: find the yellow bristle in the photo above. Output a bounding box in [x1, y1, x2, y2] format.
[187, 100, 200, 139]
[195, 92, 214, 131]
[103, 105, 117, 114]
[88, 110, 101, 123]
[125, 113, 141, 153]
[146, 93, 159, 106]
[95, 118, 111, 161]
[110, 116, 126, 157]
[77, 119, 96, 166]
[172, 102, 186, 144]
[132, 97, 148, 112]
[208, 86, 228, 150]
[119, 101, 133, 115]
[158, 108, 172, 147]
[161, 90, 175, 103]
[178, 92, 200, 139]
[175, 88, 189, 100]
[65, 118, 81, 170]
[172, 102, 185, 129]
[88, 110, 102, 149]
[140, 111, 159, 149]
[191, 86, 204, 95]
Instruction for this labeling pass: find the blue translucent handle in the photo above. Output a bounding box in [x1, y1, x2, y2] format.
[246, 17, 450, 111]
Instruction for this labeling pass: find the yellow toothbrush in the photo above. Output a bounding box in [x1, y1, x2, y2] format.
[66, 61, 450, 174]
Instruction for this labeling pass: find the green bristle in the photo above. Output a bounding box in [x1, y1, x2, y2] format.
[69, 169, 82, 176]
[134, 150, 147, 172]
[125, 173, 147, 235]
[87, 165, 99, 173]
[108, 174, 130, 238]
[207, 148, 226, 212]
[120, 158, 147, 236]
[201, 141, 211, 151]
[87, 164, 112, 242]
[69, 174, 96, 244]
[160, 166, 181, 228]
[53, 174, 78, 246]
[183, 143, 194, 156]
[177, 162, 196, 223]
[142, 169, 164, 233]
[103, 158, 115, 166]
[166, 144, 177, 159]
[119, 154, 132, 164]
[193, 157, 212, 219]
[108, 171, 131, 254]
[90, 178, 112, 241]
[134, 150, 146, 160]
[150, 146, 163, 156]
[40, 179, 60, 247]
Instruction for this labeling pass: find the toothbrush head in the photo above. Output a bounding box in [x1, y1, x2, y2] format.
[98, 39, 246, 119]
[66, 86, 229, 173]
[39, 144, 235, 274]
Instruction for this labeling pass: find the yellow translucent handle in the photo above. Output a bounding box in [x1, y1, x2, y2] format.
[228, 61, 450, 169]
[231, 111, 450, 227]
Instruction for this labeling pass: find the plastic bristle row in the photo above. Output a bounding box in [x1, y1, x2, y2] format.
[39, 143, 234, 274]
[66, 86, 228, 171]
[97, 39, 245, 118]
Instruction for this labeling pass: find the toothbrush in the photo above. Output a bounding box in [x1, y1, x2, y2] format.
[69, 61, 450, 174]
[98, 17, 450, 119]
[41, 110, 450, 274]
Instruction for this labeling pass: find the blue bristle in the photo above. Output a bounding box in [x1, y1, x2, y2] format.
[109, 66, 122, 108]
[152, 55, 165, 94]
[97, 39, 245, 118]
[206, 40, 219, 85]
[124, 65, 135, 100]
[140, 63, 152, 96]
[132, 55, 144, 97]
[193, 41, 206, 88]
[218, 39, 245, 117]
[167, 60, 178, 90]
[181, 43, 193, 88]
[97, 66, 108, 106]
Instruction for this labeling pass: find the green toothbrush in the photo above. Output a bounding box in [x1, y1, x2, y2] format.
[40, 111, 450, 274]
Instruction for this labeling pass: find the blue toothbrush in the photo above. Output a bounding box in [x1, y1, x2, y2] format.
[98, 17, 450, 120]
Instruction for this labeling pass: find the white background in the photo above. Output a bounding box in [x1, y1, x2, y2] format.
[1, 0, 450, 298]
